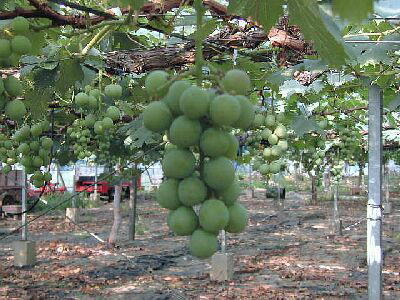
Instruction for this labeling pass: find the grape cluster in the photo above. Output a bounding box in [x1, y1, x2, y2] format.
[67, 84, 122, 161]
[248, 112, 288, 176]
[143, 69, 254, 259]
[0, 120, 53, 187]
[0, 17, 34, 67]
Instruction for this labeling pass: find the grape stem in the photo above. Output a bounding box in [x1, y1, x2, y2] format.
[81, 25, 113, 56]
[194, 0, 205, 84]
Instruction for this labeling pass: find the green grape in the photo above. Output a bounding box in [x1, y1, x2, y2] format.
[199, 199, 229, 233]
[156, 178, 181, 209]
[179, 86, 210, 119]
[145, 70, 168, 95]
[200, 128, 230, 158]
[143, 101, 172, 133]
[102, 117, 114, 129]
[30, 124, 43, 137]
[162, 148, 195, 179]
[225, 133, 239, 160]
[167, 206, 198, 236]
[189, 229, 218, 259]
[5, 99, 26, 120]
[11, 36, 32, 55]
[233, 95, 255, 129]
[75, 92, 89, 107]
[0, 39, 11, 58]
[104, 84, 122, 98]
[106, 106, 120, 120]
[169, 115, 202, 148]
[253, 114, 264, 127]
[12, 17, 30, 34]
[4, 76, 23, 97]
[218, 179, 240, 206]
[225, 202, 248, 233]
[210, 94, 241, 126]
[41, 137, 53, 150]
[164, 80, 190, 115]
[203, 157, 234, 191]
[221, 69, 251, 95]
[178, 176, 207, 207]
[94, 121, 104, 134]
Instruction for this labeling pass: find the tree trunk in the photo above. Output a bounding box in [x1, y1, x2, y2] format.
[128, 175, 138, 241]
[311, 175, 317, 203]
[357, 164, 364, 189]
[108, 182, 122, 245]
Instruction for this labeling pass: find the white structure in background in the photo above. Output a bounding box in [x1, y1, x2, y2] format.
[140, 162, 163, 191]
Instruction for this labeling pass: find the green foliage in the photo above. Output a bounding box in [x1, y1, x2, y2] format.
[228, 0, 284, 33]
[332, 0, 374, 23]
[289, 0, 349, 66]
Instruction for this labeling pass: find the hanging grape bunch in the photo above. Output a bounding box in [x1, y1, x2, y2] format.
[143, 69, 254, 259]
[248, 112, 288, 176]
[68, 84, 122, 162]
[0, 17, 34, 67]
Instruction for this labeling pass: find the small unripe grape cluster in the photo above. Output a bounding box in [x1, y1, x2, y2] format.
[68, 84, 122, 161]
[0, 120, 53, 187]
[0, 17, 34, 67]
[248, 112, 288, 176]
[143, 69, 254, 259]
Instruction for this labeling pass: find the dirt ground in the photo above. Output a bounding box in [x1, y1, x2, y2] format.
[0, 189, 399, 299]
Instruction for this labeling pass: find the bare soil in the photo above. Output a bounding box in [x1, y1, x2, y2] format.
[0, 189, 399, 299]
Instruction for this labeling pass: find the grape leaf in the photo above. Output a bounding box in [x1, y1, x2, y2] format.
[118, 0, 147, 10]
[227, 0, 284, 33]
[288, 0, 349, 66]
[386, 95, 400, 111]
[332, 0, 374, 23]
[292, 115, 322, 136]
[56, 59, 84, 93]
[279, 80, 307, 98]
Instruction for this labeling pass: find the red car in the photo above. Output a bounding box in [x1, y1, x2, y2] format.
[28, 182, 67, 198]
[75, 176, 141, 200]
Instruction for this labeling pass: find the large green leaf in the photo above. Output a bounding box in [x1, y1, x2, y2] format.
[288, 0, 349, 66]
[228, 0, 284, 33]
[291, 115, 323, 136]
[332, 0, 374, 23]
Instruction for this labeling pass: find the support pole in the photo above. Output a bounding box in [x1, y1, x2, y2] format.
[367, 84, 383, 300]
[21, 168, 27, 241]
[94, 163, 98, 200]
[128, 171, 138, 241]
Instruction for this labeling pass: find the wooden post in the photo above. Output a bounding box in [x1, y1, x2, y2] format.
[311, 174, 317, 204]
[367, 84, 383, 300]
